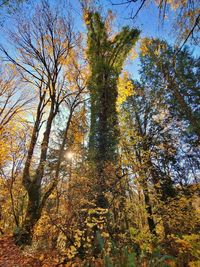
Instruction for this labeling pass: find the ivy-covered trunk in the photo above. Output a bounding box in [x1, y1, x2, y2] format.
[89, 72, 119, 208]
[83, 9, 139, 258]
[85, 10, 140, 208]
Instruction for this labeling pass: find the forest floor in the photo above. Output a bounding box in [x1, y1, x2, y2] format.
[0, 235, 65, 267]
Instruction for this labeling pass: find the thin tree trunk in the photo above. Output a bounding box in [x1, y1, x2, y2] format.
[142, 180, 157, 235]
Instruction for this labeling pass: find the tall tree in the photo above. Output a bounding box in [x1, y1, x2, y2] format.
[120, 81, 177, 235]
[119, 40, 200, 238]
[0, 1, 83, 245]
[85, 9, 140, 208]
[140, 38, 200, 141]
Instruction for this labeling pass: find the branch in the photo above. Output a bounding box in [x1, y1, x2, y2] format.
[175, 14, 200, 56]
[130, 0, 147, 20]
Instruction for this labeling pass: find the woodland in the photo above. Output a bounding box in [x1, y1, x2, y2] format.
[0, 0, 199, 266]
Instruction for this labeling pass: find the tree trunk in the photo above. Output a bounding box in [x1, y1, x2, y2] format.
[14, 100, 56, 246]
[14, 183, 41, 245]
[142, 180, 157, 235]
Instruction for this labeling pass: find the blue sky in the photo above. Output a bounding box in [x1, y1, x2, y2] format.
[0, 0, 199, 80]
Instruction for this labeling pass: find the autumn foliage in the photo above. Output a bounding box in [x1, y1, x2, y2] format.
[0, 0, 199, 266]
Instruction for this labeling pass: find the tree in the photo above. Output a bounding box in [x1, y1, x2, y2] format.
[0, 1, 85, 245]
[120, 81, 176, 235]
[0, 64, 31, 132]
[85, 9, 140, 208]
[0, 64, 31, 178]
[119, 39, 200, 241]
[140, 38, 200, 141]
[0, 122, 29, 233]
